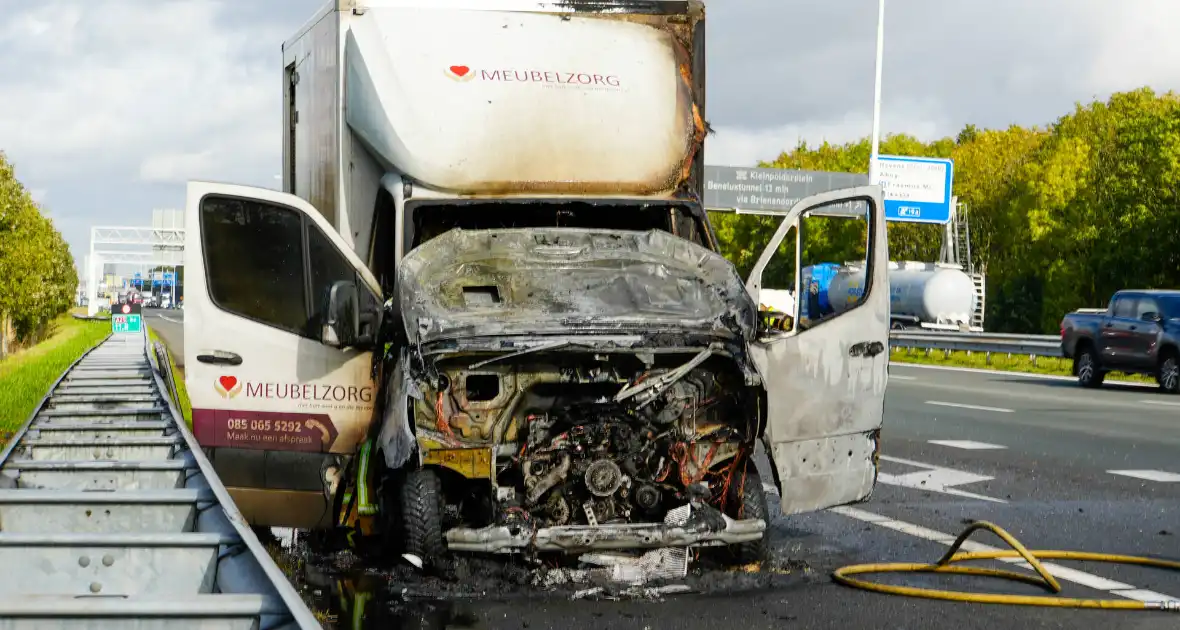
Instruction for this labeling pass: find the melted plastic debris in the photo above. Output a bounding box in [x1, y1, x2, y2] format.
[579, 547, 690, 584]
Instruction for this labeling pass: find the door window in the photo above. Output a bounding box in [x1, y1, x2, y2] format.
[200, 194, 377, 341]
[1135, 298, 1159, 320]
[1113, 296, 1137, 319]
[749, 198, 872, 336]
[200, 195, 308, 334]
[308, 225, 361, 334]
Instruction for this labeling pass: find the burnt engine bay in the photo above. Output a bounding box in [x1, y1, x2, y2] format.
[411, 349, 767, 553]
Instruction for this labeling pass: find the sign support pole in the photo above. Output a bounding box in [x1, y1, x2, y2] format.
[868, 0, 885, 186]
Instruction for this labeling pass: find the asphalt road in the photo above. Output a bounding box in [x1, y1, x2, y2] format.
[143, 308, 184, 367]
[142, 310, 1180, 628]
[319, 363, 1180, 629]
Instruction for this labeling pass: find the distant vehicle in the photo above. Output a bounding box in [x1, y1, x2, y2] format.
[1060, 290, 1180, 393]
[806, 261, 983, 332]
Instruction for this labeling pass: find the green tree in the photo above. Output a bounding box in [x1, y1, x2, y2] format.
[0, 153, 77, 355]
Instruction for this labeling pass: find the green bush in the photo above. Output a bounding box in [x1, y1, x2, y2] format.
[0, 152, 77, 354]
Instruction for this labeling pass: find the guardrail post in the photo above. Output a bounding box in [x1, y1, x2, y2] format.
[985, 352, 992, 365]
[1030, 354, 1037, 367]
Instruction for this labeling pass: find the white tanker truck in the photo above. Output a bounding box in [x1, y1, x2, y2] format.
[810, 261, 984, 332]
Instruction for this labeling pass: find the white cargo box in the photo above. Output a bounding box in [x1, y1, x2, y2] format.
[283, 0, 705, 253]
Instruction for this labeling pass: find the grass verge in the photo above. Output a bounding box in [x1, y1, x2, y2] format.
[0, 315, 111, 443]
[889, 346, 1157, 384]
[147, 326, 192, 428]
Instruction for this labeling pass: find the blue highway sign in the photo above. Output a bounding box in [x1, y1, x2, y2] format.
[874, 155, 955, 224]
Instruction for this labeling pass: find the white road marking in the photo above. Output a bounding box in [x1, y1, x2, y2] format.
[877, 454, 1006, 503]
[158, 314, 182, 324]
[1141, 399, 1180, 407]
[890, 362, 1150, 388]
[879, 454, 940, 469]
[927, 439, 1009, 450]
[1107, 470, 1180, 483]
[830, 505, 1180, 603]
[888, 374, 917, 381]
[925, 401, 1014, 414]
[1113, 589, 1180, 604]
[878, 470, 1006, 504]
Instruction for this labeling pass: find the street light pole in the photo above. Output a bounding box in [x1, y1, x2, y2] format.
[868, 0, 885, 185]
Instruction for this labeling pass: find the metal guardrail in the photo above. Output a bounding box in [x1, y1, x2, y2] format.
[0, 329, 321, 628]
[152, 340, 183, 413]
[889, 330, 1063, 358]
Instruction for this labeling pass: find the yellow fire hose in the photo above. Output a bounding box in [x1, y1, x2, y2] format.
[832, 520, 1180, 611]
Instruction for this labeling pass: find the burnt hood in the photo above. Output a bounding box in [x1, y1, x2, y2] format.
[396, 228, 757, 345]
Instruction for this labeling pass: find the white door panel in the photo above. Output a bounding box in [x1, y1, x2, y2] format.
[746, 186, 889, 515]
[183, 181, 380, 457]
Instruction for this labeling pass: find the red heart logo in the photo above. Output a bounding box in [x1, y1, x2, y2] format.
[219, 376, 237, 391]
[450, 65, 470, 77]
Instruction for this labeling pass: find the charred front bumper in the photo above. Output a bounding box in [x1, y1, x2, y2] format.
[445, 502, 766, 554]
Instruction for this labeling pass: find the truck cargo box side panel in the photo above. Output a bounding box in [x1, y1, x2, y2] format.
[284, 9, 341, 228]
[343, 7, 702, 196]
[342, 128, 385, 261]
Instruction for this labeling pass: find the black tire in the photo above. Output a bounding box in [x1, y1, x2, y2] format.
[1075, 346, 1105, 388]
[376, 471, 405, 559]
[726, 465, 770, 564]
[400, 468, 447, 562]
[1159, 353, 1180, 395]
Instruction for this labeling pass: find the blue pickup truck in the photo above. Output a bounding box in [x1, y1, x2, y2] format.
[1060, 290, 1180, 393]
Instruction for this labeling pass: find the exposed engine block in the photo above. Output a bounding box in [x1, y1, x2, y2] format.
[516, 368, 741, 527]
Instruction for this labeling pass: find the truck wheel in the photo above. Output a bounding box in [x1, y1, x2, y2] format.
[1159, 354, 1180, 394]
[726, 464, 770, 564]
[1075, 347, 1105, 388]
[400, 468, 447, 562]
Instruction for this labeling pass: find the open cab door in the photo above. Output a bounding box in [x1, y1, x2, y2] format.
[182, 181, 383, 528]
[746, 187, 889, 515]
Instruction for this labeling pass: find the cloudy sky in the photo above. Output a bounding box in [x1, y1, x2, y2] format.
[2, 0, 1179, 270]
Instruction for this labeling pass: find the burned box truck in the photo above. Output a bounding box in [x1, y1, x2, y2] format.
[183, 0, 889, 563]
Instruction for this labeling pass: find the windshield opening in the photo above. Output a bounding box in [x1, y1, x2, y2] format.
[404, 200, 715, 253]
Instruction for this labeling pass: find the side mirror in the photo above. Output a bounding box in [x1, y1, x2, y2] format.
[1142, 312, 1164, 324]
[323, 281, 360, 348]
